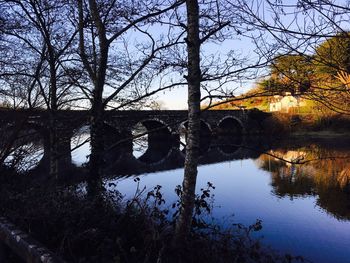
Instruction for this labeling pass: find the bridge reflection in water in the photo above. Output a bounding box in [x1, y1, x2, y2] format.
[106, 137, 350, 263]
[3, 124, 261, 177]
[0, 109, 266, 176]
[3, 120, 350, 239]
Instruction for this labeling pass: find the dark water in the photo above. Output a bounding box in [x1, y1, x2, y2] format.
[5, 129, 350, 263]
[106, 137, 350, 263]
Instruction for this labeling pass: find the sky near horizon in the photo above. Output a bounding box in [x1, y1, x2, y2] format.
[157, 36, 258, 109]
[153, 25, 264, 110]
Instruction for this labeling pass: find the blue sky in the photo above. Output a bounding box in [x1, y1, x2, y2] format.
[157, 36, 259, 109]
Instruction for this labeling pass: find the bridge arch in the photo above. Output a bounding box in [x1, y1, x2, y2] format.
[217, 116, 244, 135]
[102, 122, 134, 164]
[178, 119, 212, 154]
[2, 122, 48, 173]
[136, 118, 173, 134]
[70, 124, 91, 166]
[132, 119, 174, 163]
[70, 121, 134, 167]
[179, 119, 212, 133]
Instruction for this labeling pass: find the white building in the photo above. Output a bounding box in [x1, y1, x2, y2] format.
[269, 93, 305, 112]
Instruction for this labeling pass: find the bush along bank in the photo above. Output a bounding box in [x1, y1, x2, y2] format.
[0, 175, 306, 263]
[261, 112, 350, 136]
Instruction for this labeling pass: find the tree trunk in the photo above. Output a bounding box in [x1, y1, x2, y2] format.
[175, 0, 201, 241]
[48, 121, 58, 178]
[81, 0, 109, 195]
[88, 93, 104, 195]
[48, 51, 59, 179]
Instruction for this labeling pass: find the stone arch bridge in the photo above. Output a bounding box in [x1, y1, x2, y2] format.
[0, 109, 267, 136]
[0, 109, 269, 173]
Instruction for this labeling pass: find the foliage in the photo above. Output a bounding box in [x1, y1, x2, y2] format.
[172, 182, 216, 229]
[0, 175, 304, 263]
[206, 86, 271, 111]
[261, 54, 314, 95]
[253, 34, 350, 114]
[258, 111, 350, 136]
[315, 32, 350, 76]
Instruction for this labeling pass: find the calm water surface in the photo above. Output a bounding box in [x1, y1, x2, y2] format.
[11, 131, 350, 263]
[105, 138, 350, 263]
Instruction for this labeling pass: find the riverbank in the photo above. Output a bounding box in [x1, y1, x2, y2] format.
[0, 169, 304, 263]
[261, 112, 350, 136]
[290, 130, 350, 138]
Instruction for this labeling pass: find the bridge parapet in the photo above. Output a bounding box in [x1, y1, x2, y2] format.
[0, 108, 268, 136]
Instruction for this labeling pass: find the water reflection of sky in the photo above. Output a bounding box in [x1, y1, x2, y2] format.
[4, 142, 44, 172]
[71, 126, 91, 166]
[71, 133, 90, 166]
[111, 159, 350, 263]
[66, 130, 350, 262]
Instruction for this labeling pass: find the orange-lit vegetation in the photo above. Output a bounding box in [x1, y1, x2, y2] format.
[256, 146, 350, 220]
[207, 33, 350, 118]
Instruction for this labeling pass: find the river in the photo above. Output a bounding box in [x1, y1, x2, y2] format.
[5, 128, 350, 263]
[102, 135, 350, 263]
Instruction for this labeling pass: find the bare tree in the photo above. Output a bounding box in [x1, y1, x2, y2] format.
[174, 0, 201, 241]
[173, 0, 270, 241]
[75, 0, 186, 189]
[0, 0, 80, 177]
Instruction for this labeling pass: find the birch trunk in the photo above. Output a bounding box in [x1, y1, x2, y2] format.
[88, 89, 104, 191]
[86, 0, 109, 194]
[175, 0, 201, 241]
[48, 48, 59, 179]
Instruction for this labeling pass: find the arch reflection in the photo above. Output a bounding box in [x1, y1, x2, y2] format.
[132, 119, 173, 164]
[180, 120, 212, 155]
